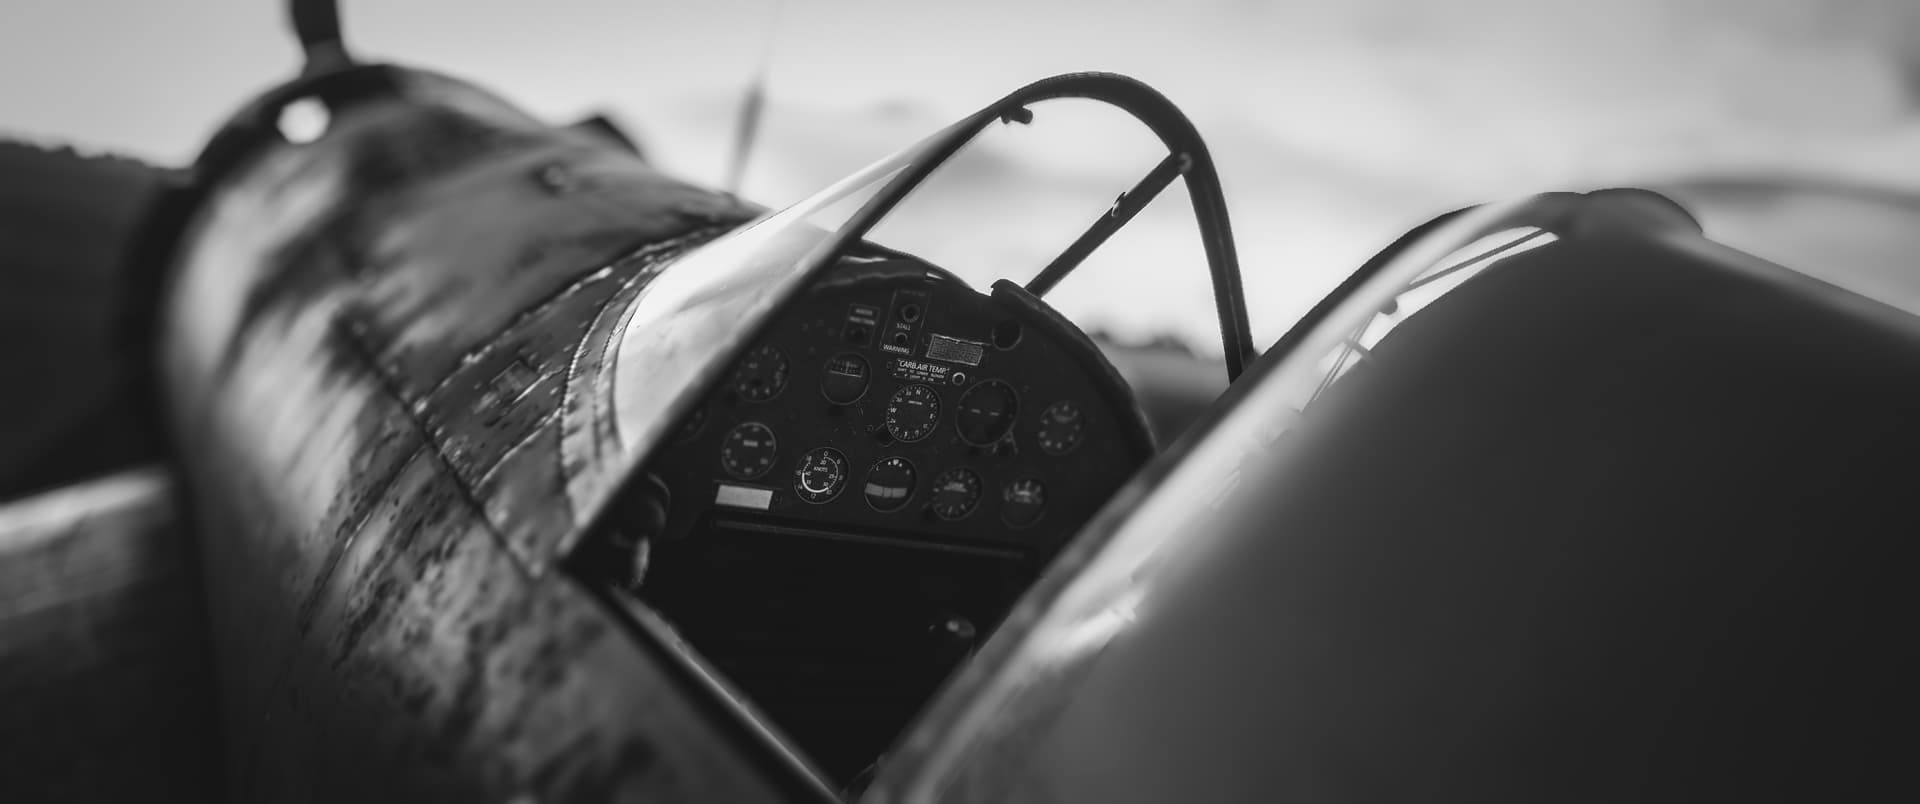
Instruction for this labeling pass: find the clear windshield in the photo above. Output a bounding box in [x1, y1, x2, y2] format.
[558, 148, 922, 522]
[608, 162, 909, 451]
[565, 74, 1252, 546]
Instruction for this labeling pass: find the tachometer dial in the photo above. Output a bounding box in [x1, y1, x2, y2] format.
[863, 456, 916, 512]
[720, 422, 777, 479]
[1036, 400, 1086, 455]
[884, 383, 941, 442]
[793, 447, 849, 503]
[731, 345, 789, 402]
[1001, 478, 1047, 528]
[955, 379, 1019, 446]
[929, 468, 983, 520]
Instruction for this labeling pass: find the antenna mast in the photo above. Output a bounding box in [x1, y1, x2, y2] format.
[725, 0, 787, 194]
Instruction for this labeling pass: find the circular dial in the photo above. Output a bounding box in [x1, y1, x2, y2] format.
[1036, 400, 1087, 455]
[674, 404, 708, 443]
[863, 456, 917, 512]
[720, 422, 777, 479]
[884, 383, 942, 442]
[731, 345, 790, 402]
[1001, 478, 1047, 528]
[929, 467, 983, 520]
[821, 352, 870, 405]
[955, 379, 1019, 446]
[793, 447, 849, 503]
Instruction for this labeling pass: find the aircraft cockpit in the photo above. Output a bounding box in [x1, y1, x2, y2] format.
[560, 73, 1252, 786]
[82, 4, 1917, 801]
[617, 250, 1153, 779]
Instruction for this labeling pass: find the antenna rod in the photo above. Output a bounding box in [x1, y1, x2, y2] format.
[725, 80, 767, 194]
[724, 0, 786, 194]
[289, 0, 353, 72]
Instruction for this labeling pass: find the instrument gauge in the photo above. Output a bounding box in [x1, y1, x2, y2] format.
[884, 383, 942, 442]
[821, 352, 871, 405]
[720, 422, 777, 479]
[674, 404, 708, 443]
[1001, 478, 1047, 528]
[731, 345, 789, 402]
[793, 447, 849, 503]
[863, 456, 917, 512]
[1036, 400, 1086, 455]
[955, 379, 1019, 446]
[929, 468, 983, 520]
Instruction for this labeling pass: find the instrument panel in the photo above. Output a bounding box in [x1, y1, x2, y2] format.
[641, 254, 1154, 557]
[620, 252, 1154, 783]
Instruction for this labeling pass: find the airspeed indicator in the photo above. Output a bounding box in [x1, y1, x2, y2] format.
[794, 447, 849, 503]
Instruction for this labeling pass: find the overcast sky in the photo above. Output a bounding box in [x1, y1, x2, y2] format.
[6, 0, 1919, 348]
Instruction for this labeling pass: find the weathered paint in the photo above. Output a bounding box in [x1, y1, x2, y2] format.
[159, 65, 829, 802]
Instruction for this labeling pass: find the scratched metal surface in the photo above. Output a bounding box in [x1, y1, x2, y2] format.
[159, 68, 823, 802]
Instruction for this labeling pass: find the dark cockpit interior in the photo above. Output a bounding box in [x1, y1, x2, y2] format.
[572, 247, 1155, 782]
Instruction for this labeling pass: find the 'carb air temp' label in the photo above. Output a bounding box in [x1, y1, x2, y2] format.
[891, 358, 952, 384]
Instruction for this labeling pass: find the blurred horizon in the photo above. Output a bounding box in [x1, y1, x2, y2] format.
[6, 0, 1919, 349]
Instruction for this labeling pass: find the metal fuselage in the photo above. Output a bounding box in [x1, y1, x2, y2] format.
[158, 65, 827, 802]
[120, 43, 1920, 804]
